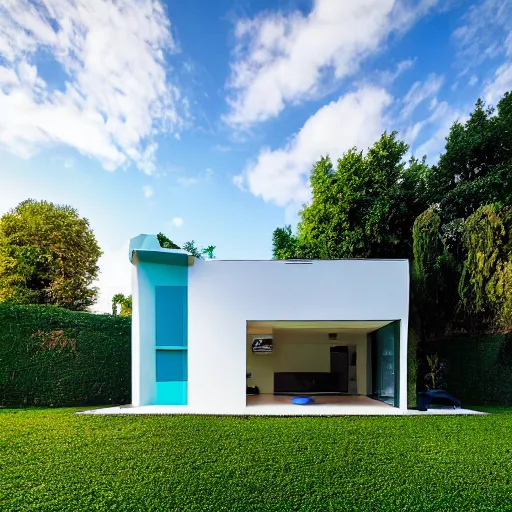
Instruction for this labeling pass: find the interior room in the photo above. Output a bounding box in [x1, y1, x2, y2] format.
[246, 320, 400, 412]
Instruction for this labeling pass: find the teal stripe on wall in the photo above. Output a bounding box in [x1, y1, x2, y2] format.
[155, 286, 187, 347]
[155, 285, 188, 405]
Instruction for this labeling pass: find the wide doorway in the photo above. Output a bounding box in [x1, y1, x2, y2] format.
[245, 320, 400, 411]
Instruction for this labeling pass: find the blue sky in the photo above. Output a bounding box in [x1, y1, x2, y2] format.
[1, 0, 511, 313]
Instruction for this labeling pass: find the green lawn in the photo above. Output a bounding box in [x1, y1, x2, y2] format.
[1, 408, 512, 511]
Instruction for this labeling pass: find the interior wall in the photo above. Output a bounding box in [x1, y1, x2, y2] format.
[246, 330, 368, 395]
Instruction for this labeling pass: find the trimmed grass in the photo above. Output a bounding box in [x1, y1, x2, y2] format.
[1, 408, 512, 511]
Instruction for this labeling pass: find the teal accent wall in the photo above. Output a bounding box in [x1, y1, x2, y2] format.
[137, 259, 189, 406]
[154, 284, 188, 405]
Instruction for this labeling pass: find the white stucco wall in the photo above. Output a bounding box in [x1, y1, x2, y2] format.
[187, 259, 409, 413]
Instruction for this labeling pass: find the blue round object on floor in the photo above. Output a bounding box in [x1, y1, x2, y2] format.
[291, 396, 314, 405]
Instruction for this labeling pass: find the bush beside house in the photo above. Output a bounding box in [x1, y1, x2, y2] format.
[428, 332, 512, 405]
[0, 304, 131, 407]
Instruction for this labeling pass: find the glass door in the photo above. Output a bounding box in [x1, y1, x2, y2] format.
[371, 322, 399, 407]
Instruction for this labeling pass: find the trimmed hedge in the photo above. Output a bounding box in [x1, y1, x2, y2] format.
[0, 304, 131, 407]
[430, 332, 512, 405]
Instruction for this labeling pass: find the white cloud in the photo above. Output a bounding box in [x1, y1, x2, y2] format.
[0, 0, 186, 173]
[453, 0, 512, 71]
[213, 144, 232, 152]
[380, 58, 416, 85]
[468, 75, 478, 86]
[177, 176, 199, 187]
[506, 32, 512, 57]
[92, 242, 132, 314]
[412, 101, 465, 162]
[401, 73, 444, 118]
[484, 62, 512, 105]
[234, 86, 392, 208]
[143, 185, 154, 198]
[176, 167, 214, 186]
[224, 0, 439, 127]
[172, 217, 184, 228]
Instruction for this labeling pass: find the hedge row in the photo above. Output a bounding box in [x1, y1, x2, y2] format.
[0, 304, 131, 407]
[430, 332, 512, 405]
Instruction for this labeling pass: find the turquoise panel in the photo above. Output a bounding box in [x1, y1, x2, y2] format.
[156, 382, 188, 406]
[140, 262, 188, 288]
[156, 350, 187, 382]
[156, 286, 187, 347]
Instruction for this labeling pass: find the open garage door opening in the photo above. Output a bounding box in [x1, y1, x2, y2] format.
[246, 320, 401, 412]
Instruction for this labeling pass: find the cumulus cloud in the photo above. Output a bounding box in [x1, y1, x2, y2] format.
[172, 217, 184, 228]
[0, 0, 186, 173]
[234, 86, 392, 208]
[224, 0, 439, 127]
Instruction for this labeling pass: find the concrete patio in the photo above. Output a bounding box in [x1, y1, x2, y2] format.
[79, 394, 485, 416]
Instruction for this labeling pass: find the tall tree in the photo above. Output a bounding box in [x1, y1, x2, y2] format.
[272, 225, 299, 259]
[428, 95, 512, 223]
[412, 209, 458, 341]
[458, 204, 512, 331]
[0, 200, 102, 311]
[273, 132, 429, 260]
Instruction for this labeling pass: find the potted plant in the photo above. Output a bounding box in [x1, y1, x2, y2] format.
[417, 353, 459, 410]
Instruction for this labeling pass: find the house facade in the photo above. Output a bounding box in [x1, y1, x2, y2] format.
[130, 234, 410, 413]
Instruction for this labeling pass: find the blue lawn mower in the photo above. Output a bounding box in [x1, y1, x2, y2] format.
[417, 389, 461, 411]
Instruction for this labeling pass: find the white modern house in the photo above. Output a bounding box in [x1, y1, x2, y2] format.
[128, 234, 410, 415]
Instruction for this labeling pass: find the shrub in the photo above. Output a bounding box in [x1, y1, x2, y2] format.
[430, 332, 512, 405]
[0, 304, 131, 407]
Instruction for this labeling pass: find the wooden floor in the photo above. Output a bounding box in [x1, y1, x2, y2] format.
[247, 394, 392, 408]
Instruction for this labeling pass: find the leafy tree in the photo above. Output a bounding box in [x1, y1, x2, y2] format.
[181, 240, 200, 258]
[412, 209, 458, 341]
[0, 200, 102, 311]
[428, 95, 512, 223]
[272, 225, 299, 259]
[157, 232, 180, 250]
[274, 132, 429, 260]
[112, 293, 132, 316]
[458, 204, 512, 331]
[157, 232, 216, 259]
